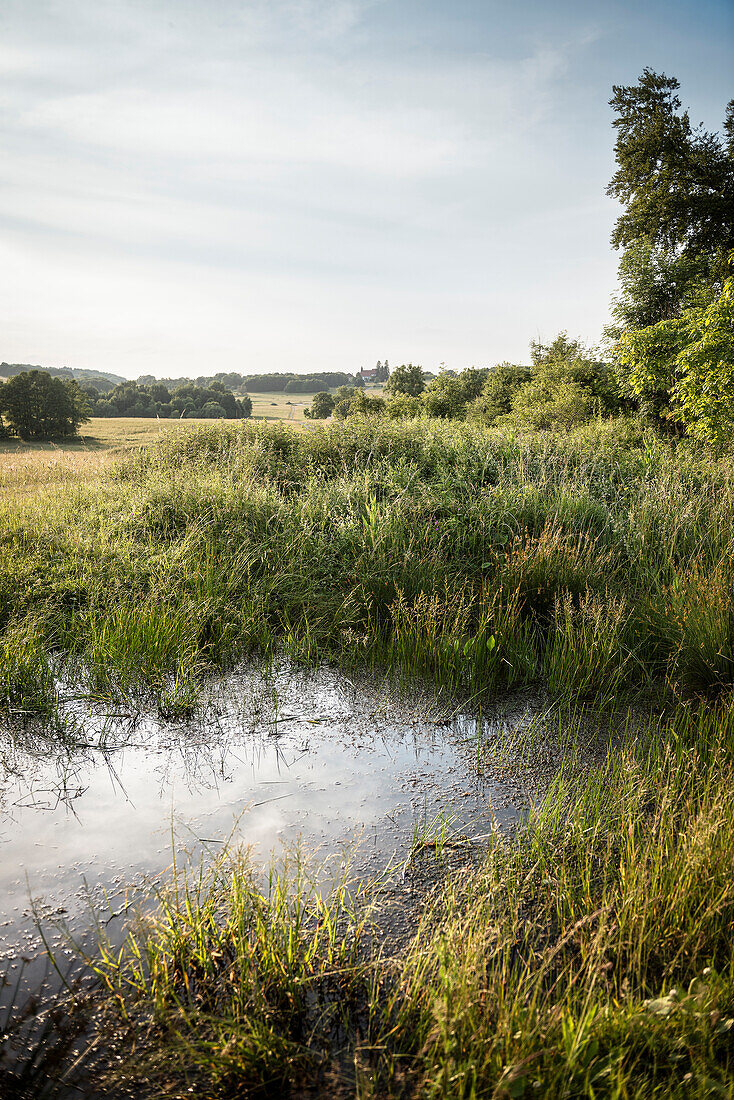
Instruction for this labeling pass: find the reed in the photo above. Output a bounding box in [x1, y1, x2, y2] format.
[3, 418, 733, 717]
[2, 418, 734, 1094]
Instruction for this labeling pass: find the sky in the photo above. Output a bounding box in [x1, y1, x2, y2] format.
[1, 0, 732, 380]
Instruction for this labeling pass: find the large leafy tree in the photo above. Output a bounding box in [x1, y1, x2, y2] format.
[0, 370, 90, 439]
[383, 363, 426, 397]
[608, 69, 734, 263]
[607, 70, 734, 332]
[304, 391, 335, 419]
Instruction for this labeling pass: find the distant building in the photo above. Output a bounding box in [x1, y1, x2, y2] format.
[359, 360, 389, 382]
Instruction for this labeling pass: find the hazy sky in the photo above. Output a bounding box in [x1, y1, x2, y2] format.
[1, 0, 732, 379]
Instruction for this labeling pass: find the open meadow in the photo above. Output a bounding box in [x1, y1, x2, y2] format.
[0, 402, 316, 496]
[0, 417, 211, 496]
[1, 416, 734, 1098]
[246, 384, 384, 423]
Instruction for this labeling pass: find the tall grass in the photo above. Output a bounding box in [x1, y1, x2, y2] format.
[2, 417, 734, 713]
[88, 849, 381, 1097]
[3, 418, 734, 1094]
[0, 617, 56, 718]
[85, 698, 734, 1097]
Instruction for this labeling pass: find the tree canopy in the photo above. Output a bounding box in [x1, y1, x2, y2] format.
[0, 371, 90, 440]
[383, 363, 426, 397]
[606, 70, 734, 337]
[608, 69, 734, 264]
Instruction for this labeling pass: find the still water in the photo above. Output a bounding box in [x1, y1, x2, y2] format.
[0, 660, 536, 1012]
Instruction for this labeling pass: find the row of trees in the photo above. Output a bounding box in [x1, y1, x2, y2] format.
[136, 370, 362, 394]
[0, 374, 256, 439]
[81, 380, 252, 420]
[0, 363, 391, 438]
[0, 362, 123, 392]
[305, 337, 620, 430]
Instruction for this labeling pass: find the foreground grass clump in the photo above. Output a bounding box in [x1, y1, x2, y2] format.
[89, 697, 734, 1098]
[2, 416, 734, 714]
[91, 854, 379, 1097]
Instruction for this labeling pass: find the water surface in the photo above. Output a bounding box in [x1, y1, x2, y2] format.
[0, 661, 537, 1013]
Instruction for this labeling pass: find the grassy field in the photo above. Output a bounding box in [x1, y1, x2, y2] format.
[0, 387, 385, 494]
[247, 384, 384, 422]
[247, 390, 312, 421]
[1, 416, 734, 1096]
[0, 417, 212, 496]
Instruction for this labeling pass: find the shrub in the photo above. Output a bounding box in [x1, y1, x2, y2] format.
[468, 362, 531, 423]
[304, 391, 335, 419]
[614, 270, 734, 444]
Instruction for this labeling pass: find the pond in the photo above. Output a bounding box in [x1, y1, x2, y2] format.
[0, 660, 541, 1021]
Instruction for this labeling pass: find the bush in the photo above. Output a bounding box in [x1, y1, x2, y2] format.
[423, 368, 489, 419]
[468, 363, 531, 423]
[333, 390, 385, 419]
[503, 334, 618, 431]
[614, 270, 734, 444]
[304, 392, 335, 419]
[385, 393, 424, 419]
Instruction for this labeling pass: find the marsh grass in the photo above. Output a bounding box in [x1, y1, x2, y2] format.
[3, 418, 734, 1094]
[409, 805, 464, 861]
[72, 698, 734, 1098]
[87, 848, 384, 1097]
[4, 417, 733, 720]
[0, 618, 56, 718]
[543, 588, 637, 704]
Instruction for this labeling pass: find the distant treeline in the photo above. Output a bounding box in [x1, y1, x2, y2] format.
[81, 373, 367, 418]
[138, 371, 362, 394]
[81, 380, 252, 419]
[1, 364, 365, 398]
[0, 362, 124, 393]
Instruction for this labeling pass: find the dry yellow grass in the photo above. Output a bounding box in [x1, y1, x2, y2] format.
[247, 392, 311, 422]
[0, 417, 210, 495]
[0, 385, 386, 494]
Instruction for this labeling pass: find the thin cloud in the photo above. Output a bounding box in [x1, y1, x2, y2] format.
[0, 0, 731, 376]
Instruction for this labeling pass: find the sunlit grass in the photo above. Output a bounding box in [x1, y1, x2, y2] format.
[81, 699, 734, 1098]
[2, 417, 734, 1095]
[3, 417, 733, 716]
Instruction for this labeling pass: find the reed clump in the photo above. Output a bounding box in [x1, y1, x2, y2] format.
[2, 418, 734, 714]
